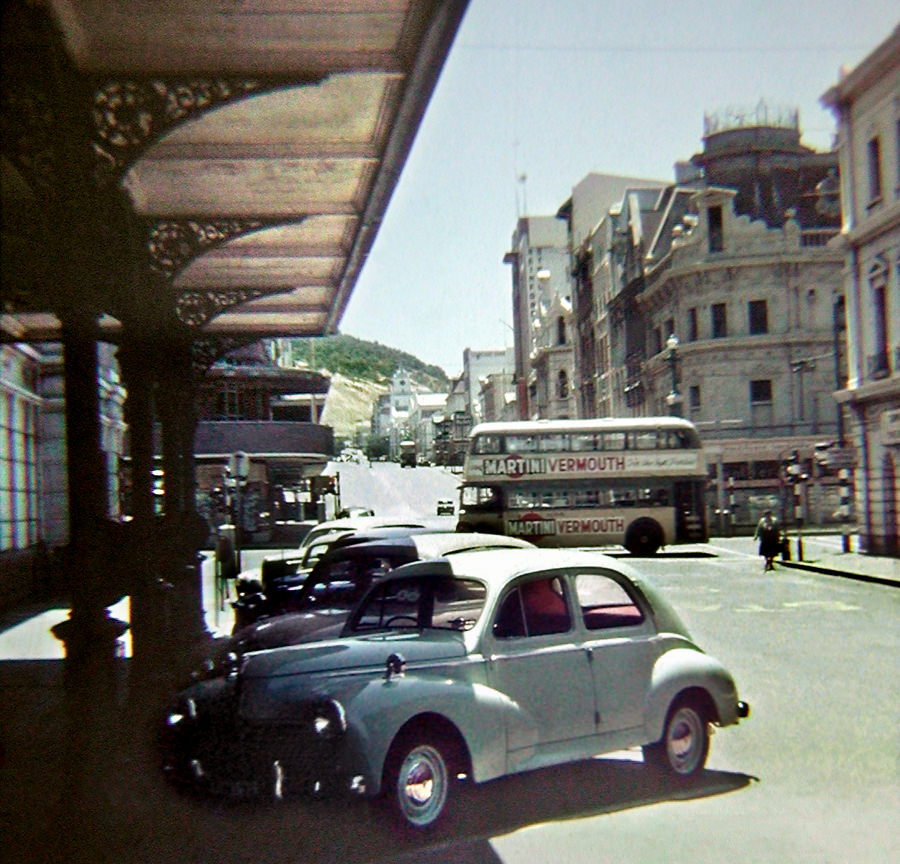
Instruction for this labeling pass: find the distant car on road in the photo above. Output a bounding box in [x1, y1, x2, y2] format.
[436, 499, 454, 516]
[164, 548, 749, 829]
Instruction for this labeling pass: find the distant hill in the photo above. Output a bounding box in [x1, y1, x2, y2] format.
[286, 335, 448, 391]
[284, 335, 450, 439]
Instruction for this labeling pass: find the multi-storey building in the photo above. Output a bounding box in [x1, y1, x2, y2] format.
[555, 173, 669, 417]
[461, 347, 515, 425]
[823, 25, 900, 554]
[432, 374, 471, 467]
[563, 116, 846, 529]
[503, 216, 570, 417]
[530, 291, 576, 419]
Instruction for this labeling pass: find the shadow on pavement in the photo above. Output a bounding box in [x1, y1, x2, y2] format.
[0, 657, 754, 864]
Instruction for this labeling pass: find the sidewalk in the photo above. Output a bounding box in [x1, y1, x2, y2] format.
[780, 547, 900, 587]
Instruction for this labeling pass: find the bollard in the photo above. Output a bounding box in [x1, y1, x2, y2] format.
[796, 535, 804, 561]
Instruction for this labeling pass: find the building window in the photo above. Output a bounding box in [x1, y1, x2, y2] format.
[867, 136, 882, 204]
[750, 379, 772, 404]
[748, 299, 768, 335]
[1, 389, 39, 551]
[652, 327, 662, 355]
[557, 370, 569, 399]
[556, 316, 566, 346]
[707, 205, 724, 252]
[711, 303, 728, 338]
[868, 259, 889, 378]
[687, 307, 698, 342]
[689, 385, 701, 412]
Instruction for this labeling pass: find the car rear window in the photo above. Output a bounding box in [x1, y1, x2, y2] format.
[352, 576, 486, 632]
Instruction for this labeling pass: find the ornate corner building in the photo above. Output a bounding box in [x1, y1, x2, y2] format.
[823, 25, 900, 555]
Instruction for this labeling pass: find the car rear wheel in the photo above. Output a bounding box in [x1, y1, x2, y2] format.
[384, 734, 452, 829]
[643, 698, 710, 777]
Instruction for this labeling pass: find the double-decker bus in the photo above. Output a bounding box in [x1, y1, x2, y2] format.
[455, 417, 708, 554]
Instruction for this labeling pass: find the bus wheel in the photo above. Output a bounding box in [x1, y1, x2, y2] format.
[624, 518, 663, 555]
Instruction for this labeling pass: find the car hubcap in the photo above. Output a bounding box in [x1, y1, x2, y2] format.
[667, 707, 703, 774]
[398, 745, 447, 827]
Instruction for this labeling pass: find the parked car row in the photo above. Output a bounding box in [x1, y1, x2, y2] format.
[163, 535, 749, 830]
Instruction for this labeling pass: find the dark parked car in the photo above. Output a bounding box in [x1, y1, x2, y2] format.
[164, 548, 749, 828]
[232, 525, 445, 630]
[227, 531, 535, 651]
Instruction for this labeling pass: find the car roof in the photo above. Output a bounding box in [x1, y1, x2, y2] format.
[299, 516, 431, 547]
[375, 548, 690, 636]
[318, 532, 533, 562]
[384, 547, 642, 591]
[410, 532, 534, 557]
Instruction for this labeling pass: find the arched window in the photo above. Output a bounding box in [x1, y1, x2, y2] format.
[556, 316, 566, 346]
[557, 370, 568, 399]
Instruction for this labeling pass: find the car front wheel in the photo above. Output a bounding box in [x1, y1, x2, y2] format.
[385, 735, 451, 829]
[643, 698, 710, 777]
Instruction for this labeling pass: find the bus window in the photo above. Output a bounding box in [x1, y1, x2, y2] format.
[571, 433, 595, 451]
[473, 434, 502, 455]
[602, 431, 626, 451]
[506, 434, 538, 453]
[632, 431, 658, 450]
[539, 433, 566, 452]
[461, 485, 500, 510]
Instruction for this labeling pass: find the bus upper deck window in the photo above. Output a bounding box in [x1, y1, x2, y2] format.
[539, 434, 565, 452]
[571, 433, 595, 451]
[633, 432, 657, 450]
[603, 432, 626, 451]
[507, 435, 538, 453]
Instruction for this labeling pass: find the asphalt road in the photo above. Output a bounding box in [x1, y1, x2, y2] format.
[8, 465, 896, 864]
[296, 464, 900, 864]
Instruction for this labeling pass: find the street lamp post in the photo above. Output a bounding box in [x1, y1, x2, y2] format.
[665, 333, 682, 416]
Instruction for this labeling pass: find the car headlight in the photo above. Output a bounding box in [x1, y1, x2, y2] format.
[311, 698, 346, 739]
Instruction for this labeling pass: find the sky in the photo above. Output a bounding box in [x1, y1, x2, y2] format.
[339, 0, 897, 377]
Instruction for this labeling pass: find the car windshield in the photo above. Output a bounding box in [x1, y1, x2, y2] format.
[301, 556, 395, 609]
[350, 575, 487, 634]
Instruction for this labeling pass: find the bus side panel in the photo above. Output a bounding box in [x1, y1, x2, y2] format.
[503, 509, 675, 548]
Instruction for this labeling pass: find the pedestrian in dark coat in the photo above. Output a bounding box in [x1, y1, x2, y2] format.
[754, 509, 781, 571]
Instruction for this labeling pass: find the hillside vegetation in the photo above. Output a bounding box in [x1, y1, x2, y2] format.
[287, 335, 448, 391]
[287, 335, 449, 438]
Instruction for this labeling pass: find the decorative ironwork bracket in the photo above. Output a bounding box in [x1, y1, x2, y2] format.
[147, 218, 267, 279]
[175, 288, 266, 328]
[91, 78, 262, 185]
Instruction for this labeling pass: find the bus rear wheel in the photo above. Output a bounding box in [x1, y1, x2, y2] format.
[624, 518, 663, 555]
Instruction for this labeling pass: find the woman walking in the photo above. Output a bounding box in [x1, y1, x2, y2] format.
[754, 509, 781, 572]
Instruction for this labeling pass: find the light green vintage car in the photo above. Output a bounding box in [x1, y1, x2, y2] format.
[163, 548, 749, 828]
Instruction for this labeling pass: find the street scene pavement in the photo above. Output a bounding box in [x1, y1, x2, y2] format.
[1, 464, 898, 864]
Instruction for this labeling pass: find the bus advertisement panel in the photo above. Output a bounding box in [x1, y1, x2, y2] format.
[456, 418, 708, 554]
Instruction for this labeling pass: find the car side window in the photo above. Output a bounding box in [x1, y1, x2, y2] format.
[309, 559, 358, 606]
[575, 572, 644, 630]
[493, 576, 571, 639]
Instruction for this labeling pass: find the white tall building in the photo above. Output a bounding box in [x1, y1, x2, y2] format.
[504, 216, 570, 416]
[823, 25, 900, 554]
